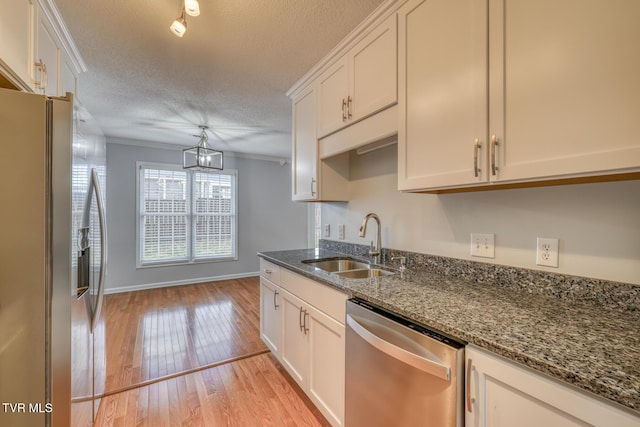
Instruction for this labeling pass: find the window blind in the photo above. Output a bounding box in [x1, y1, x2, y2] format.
[138, 163, 237, 266]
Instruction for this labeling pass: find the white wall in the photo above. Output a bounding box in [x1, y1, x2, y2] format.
[105, 141, 308, 292]
[322, 144, 640, 285]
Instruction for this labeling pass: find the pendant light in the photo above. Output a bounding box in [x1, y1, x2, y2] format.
[183, 126, 224, 171]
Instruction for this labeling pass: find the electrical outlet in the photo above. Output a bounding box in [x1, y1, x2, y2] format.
[470, 233, 495, 258]
[536, 237, 559, 267]
[324, 224, 330, 238]
[338, 224, 345, 240]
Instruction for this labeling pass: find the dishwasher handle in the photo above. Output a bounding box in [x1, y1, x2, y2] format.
[346, 314, 451, 381]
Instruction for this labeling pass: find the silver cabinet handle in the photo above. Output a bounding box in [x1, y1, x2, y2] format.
[466, 358, 474, 412]
[34, 59, 46, 93]
[347, 96, 353, 119]
[273, 290, 279, 310]
[346, 314, 451, 381]
[473, 138, 481, 178]
[299, 306, 305, 332]
[491, 134, 499, 176]
[90, 169, 107, 333]
[42, 62, 48, 93]
[310, 178, 316, 196]
[264, 268, 272, 275]
[342, 98, 347, 122]
[303, 310, 309, 335]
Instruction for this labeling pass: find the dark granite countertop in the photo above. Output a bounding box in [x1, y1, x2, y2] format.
[258, 248, 640, 414]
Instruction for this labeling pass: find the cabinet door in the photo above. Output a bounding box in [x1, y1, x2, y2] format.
[317, 59, 349, 138]
[0, 0, 36, 90]
[280, 290, 309, 389]
[466, 346, 640, 427]
[489, 0, 640, 183]
[291, 84, 318, 201]
[35, 5, 59, 96]
[308, 306, 345, 427]
[259, 278, 282, 357]
[398, 0, 488, 191]
[350, 14, 397, 124]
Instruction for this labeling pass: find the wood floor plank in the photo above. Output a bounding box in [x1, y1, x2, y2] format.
[95, 354, 329, 426]
[96, 277, 329, 426]
[103, 278, 267, 392]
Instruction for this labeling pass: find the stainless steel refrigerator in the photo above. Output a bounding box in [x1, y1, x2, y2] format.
[0, 88, 107, 426]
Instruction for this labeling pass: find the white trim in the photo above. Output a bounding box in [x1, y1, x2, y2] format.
[108, 136, 289, 163]
[104, 272, 259, 295]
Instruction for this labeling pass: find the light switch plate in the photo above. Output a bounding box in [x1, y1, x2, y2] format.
[471, 233, 495, 258]
[338, 224, 345, 240]
[324, 224, 330, 238]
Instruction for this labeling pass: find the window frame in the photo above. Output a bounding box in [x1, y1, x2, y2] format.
[136, 161, 238, 268]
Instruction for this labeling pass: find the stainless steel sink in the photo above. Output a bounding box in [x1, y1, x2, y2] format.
[334, 268, 395, 279]
[302, 257, 394, 279]
[302, 258, 370, 272]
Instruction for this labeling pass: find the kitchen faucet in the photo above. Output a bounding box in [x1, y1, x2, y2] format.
[359, 213, 382, 264]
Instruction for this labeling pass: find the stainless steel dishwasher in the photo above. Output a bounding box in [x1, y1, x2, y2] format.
[345, 299, 465, 427]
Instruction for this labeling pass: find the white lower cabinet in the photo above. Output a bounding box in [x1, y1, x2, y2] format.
[281, 289, 309, 386]
[307, 302, 345, 426]
[259, 277, 282, 357]
[465, 345, 640, 427]
[259, 261, 347, 427]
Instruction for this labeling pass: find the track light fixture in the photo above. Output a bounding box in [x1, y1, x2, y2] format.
[170, 0, 201, 37]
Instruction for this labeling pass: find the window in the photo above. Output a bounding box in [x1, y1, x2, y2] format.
[137, 162, 237, 266]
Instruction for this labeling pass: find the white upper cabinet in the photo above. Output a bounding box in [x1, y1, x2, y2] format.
[317, 58, 349, 139]
[489, 0, 640, 183]
[399, 0, 640, 192]
[35, 4, 59, 96]
[292, 84, 318, 201]
[349, 14, 398, 127]
[0, 0, 82, 96]
[398, 0, 487, 190]
[291, 83, 350, 202]
[317, 14, 398, 138]
[0, 0, 36, 91]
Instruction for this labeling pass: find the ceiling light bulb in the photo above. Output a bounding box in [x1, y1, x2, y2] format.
[170, 15, 187, 37]
[184, 0, 200, 17]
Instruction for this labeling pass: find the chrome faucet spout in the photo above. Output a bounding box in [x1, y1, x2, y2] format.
[359, 213, 382, 264]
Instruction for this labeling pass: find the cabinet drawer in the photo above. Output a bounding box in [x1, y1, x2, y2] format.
[280, 268, 348, 324]
[259, 259, 281, 284]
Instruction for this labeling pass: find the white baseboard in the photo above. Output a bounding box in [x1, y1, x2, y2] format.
[104, 271, 260, 295]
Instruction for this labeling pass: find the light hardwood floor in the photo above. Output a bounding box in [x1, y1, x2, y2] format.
[103, 278, 267, 392]
[97, 278, 330, 426]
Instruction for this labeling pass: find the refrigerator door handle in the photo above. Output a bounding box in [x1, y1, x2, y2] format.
[90, 169, 107, 333]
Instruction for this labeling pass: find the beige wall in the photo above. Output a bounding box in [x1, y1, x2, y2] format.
[321, 144, 640, 285]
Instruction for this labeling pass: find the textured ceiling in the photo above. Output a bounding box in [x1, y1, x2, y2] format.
[54, 0, 386, 158]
